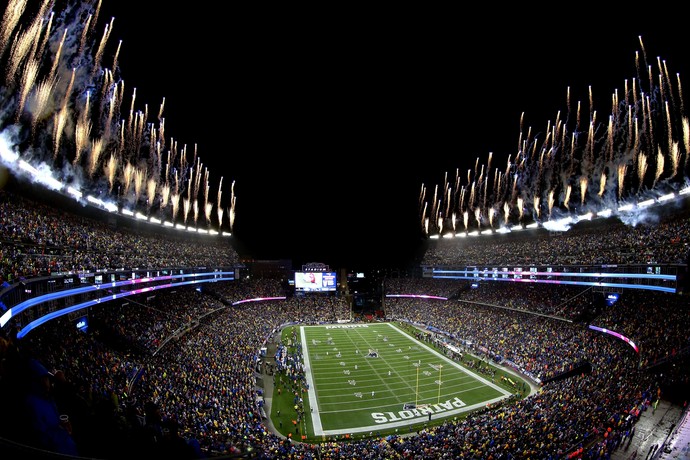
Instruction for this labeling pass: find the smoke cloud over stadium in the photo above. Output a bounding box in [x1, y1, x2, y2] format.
[0, 0, 236, 231]
[420, 36, 690, 237]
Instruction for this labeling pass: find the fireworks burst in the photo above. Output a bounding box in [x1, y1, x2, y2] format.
[0, 0, 235, 232]
[420, 36, 689, 236]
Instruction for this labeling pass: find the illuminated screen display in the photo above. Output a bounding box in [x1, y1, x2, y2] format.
[294, 272, 337, 292]
[606, 293, 620, 306]
[76, 316, 88, 333]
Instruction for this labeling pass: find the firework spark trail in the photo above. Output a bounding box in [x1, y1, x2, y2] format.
[173, 167, 180, 199]
[229, 180, 236, 230]
[444, 187, 451, 224]
[653, 149, 665, 189]
[106, 154, 117, 191]
[0, 0, 28, 57]
[183, 197, 190, 224]
[172, 192, 180, 222]
[0, 1, 233, 231]
[77, 11, 93, 58]
[88, 138, 103, 177]
[111, 40, 122, 76]
[146, 177, 156, 209]
[598, 173, 606, 197]
[483, 152, 492, 211]
[494, 169, 501, 205]
[122, 162, 134, 196]
[17, 57, 39, 120]
[91, 19, 112, 79]
[442, 171, 449, 214]
[430, 184, 439, 225]
[216, 176, 223, 227]
[5, 7, 38, 87]
[617, 164, 627, 199]
[202, 178, 209, 223]
[161, 183, 170, 208]
[452, 168, 461, 206]
[29, 76, 55, 136]
[53, 103, 67, 160]
[73, 118, 91, 166]
[134, 166, 145, 202]
[205, 201, 212, 224]
[102, 78, 116, 139]
[637, 154, 648, 191]
[43, 25, 66, 84]
[419, 183, 427, 228]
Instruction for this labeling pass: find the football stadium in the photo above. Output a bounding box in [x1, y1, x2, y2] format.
[1, 2, 690, 460]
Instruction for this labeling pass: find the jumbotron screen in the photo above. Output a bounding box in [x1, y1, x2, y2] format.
[294, 271, 337, 292]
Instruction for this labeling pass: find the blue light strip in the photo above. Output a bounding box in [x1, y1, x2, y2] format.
[432, 268, 676, 281]
[15, 276, 234, 338]
[6, 276, 173, 319]
[1, 271, 235, 328]
[430, 274, 676, 293]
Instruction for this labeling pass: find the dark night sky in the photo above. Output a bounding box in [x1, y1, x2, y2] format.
[5, 3, 690, 271]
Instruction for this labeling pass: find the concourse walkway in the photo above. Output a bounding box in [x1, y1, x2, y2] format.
[610, 400, 688, 460]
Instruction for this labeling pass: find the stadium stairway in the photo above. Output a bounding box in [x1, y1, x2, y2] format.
[256, 332, 284, 439]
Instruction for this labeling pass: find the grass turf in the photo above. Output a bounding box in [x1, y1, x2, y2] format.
[270, 321, 519, 441]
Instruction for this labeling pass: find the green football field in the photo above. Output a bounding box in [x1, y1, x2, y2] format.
[301, 322, 513, 436]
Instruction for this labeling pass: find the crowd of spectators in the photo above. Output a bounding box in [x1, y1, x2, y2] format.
[0, 189, 240, 284]
[1, 275, 687, 459]
[4, 186, 688, 289]
[422, 205, 690, 267]
[385, 283, 690, 380]
[384, 278, 595, 319]
[0, 186, 689, 459]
